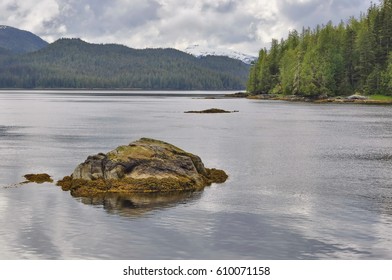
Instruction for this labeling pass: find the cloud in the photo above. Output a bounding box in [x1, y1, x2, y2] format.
[276, 0, 371, 29]
[41, 0, 162, 42]
[0, 0, 60, 33]
[152, 0, 263, 49]
[0, 0, 374, 55]
[201, 0, 238, 13]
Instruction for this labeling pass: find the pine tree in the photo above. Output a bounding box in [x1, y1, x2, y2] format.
[247, 0, 392, 96]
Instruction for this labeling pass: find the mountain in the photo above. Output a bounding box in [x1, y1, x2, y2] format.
[184, 44, 257, 64]
[0, 25, 48, 54]
[0, 46, 12, 56]
[0, 38, 250, 90]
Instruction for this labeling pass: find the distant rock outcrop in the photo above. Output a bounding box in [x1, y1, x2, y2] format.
[347, 94, 368, 100]
[185, 108, 238, 113]
[57, 138, 228, 197]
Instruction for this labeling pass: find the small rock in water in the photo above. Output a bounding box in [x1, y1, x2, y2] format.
[184, 108, 237, 113]
[24, 173, 53, 184]
[57, 138, 228, 197]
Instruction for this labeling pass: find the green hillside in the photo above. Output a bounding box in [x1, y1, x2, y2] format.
[0, 25, 48, 54]
[0, 38, 249, 90]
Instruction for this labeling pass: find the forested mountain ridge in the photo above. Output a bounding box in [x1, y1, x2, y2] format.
[247, 0, 392, 97]
[0, 25, 48, 54]
[0, 37, 250, 90]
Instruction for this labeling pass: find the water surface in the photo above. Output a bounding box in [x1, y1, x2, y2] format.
[0, 90, 391, 259]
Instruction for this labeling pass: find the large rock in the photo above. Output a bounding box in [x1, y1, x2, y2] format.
[57, 138, 228, 197]
[347, 94, 368, 100]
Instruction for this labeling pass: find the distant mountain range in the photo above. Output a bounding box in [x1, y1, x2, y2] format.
[184, 44, 256, 64]
[0, 25, 48, 54]
[0, 25, 250, 90]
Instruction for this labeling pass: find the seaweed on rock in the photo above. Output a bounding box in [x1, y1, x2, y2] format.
[57, 138, 228, 198]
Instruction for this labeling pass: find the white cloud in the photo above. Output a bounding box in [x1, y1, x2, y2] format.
[0, 0, 374, 55]
[0, 0, 59, 33]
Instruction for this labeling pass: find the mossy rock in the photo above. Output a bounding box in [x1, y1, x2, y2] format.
[57, 138, 228, 197]
[24, 173, 53, 184]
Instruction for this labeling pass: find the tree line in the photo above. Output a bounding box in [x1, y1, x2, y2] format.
[0, 38, 249, 90]
[247, 0, 392, 97]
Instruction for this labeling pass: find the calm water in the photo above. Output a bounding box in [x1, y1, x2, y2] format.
[0, 90, 391, 259]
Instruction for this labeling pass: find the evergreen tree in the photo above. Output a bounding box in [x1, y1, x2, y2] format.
[247, 0, 392, 96]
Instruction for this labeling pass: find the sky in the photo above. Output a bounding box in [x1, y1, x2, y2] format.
[0, 0, 374, 56]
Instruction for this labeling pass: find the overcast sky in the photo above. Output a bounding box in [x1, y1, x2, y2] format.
[1, 0, 374, 55]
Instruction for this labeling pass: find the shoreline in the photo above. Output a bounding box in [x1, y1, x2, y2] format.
[226, 92, 392, 105]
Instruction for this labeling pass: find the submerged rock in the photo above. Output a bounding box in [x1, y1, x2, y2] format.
[57, 138, 228, 197]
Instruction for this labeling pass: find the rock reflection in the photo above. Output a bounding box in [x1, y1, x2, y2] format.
[76, 191, 202, 217]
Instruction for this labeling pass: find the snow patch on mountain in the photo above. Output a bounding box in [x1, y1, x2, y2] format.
[184, 44, 256, 64]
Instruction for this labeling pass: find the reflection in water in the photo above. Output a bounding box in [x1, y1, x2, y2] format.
[2, 92, 392, 259]
[358, 193, 392, 217]
[77, 191, 203, 217]
[323, 152, 392, 162]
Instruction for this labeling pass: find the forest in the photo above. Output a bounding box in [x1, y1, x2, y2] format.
[247, 0, 392, 97]
[0, 38, 249, 90]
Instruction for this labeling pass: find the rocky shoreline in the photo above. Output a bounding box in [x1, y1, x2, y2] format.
[226, 92, 392, 105]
